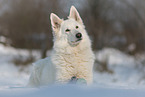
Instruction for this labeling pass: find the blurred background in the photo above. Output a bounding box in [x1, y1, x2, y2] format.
[0, 0, 145, 87]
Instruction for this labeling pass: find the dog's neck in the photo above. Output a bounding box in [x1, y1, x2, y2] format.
[53, 40, 91, 55]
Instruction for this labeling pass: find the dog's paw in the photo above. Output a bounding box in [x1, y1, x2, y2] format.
[76, 78, 87, 85]
[68, 76, 87, 85]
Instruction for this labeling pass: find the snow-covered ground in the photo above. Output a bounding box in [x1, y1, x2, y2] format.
[0, 44, 145, 97]
[94, 48, 145, 88]
[0, 44, 33, 89]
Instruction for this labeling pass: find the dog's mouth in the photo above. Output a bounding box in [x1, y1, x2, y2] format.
[76, 38, 82, 42]
[71, 38, 82, 45]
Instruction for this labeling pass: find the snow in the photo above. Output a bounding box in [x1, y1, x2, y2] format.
[95, 48, 145, 87]
[0, 44, 42, 89]
[0, 44, 145, 97]
[0, 85, 145, 97]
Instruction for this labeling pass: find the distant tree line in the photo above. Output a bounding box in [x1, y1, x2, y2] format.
[83, 0, 145, 54]
[0, 0, 145, 58]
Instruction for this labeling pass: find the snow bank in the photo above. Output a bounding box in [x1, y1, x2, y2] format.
[0, 85, 145, 97]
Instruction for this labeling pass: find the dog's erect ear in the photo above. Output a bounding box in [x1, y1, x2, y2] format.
[69, 6, 83, 24]
[50, 13, 63, 31]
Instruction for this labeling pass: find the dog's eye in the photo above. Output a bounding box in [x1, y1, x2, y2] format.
[76, 26, 79, 29]
[65, 29, 70, 32]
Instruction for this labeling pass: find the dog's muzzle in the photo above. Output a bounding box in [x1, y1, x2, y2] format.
[70, 32, 83, 45]
[76, 33, 82, 39]
[75, 33, 82, 42]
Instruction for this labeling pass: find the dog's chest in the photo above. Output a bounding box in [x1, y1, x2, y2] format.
[61, 49, 90, 68]
[52, 47, 92, 73]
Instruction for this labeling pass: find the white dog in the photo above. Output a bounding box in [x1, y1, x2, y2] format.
[27, 6, 95, 87]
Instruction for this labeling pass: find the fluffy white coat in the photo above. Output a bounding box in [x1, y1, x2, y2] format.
[27, 6, 95, 87]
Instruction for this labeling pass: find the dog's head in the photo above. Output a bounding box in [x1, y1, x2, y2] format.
[50, 6, 87, 46]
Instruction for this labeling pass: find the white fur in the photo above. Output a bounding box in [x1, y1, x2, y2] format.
[27, 6, 95, 87]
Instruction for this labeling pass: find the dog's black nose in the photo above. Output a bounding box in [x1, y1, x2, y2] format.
[76, 33, 82, 39]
